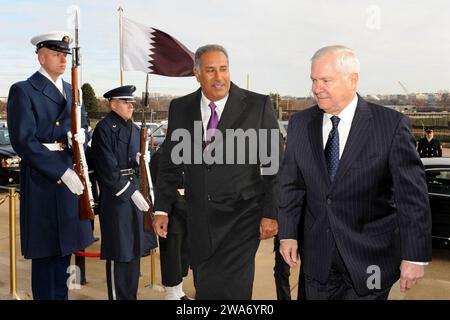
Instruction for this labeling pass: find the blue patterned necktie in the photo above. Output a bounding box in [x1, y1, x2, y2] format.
[324, 116, 340, 180]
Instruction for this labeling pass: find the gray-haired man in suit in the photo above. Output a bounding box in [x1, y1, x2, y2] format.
[278, 45, 432, 300]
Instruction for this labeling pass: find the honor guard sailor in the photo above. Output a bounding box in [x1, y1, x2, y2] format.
[7, 31, 94, 300]
[91, 85, 157, 300]
[417, 127, 442, 158]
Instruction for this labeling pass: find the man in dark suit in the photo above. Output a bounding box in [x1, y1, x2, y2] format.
[153, 44, 282, 299]
[279, 45, 432, 300]
[90, 85, 157, 300]
[7, 31, 93, 299]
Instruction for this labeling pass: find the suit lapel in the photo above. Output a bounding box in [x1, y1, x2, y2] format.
[60, 81, 72, 120]
[191, 89, 202, 123]
[43, 84, 64, 106]
[308, 107, 330, 184]
[332, 96, 373, 184]
[29, 71, 65, 107]
[189, 89, 203, 150]
[216, 83, 247, 134]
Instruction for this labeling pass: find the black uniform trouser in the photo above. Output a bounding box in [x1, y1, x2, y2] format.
[303, 244, 391, 300]
[159, 230, 189, 287]
[273, 235, 291, 300]
[31, 255, 71, 300]
[106, 258, 140, 300]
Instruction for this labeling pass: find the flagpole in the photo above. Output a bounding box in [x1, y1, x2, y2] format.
[246, 73, 250, 90]
[118, 6, 124, 85]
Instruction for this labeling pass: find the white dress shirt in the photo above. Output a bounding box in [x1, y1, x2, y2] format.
[322, 94, 358, 157]
[154, 91, 228, 217]
[38, 67, 66, 98]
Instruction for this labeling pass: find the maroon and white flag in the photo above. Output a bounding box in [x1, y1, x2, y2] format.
[122, 17, 194, 77]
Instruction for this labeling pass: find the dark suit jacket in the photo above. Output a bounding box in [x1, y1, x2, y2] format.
[7, 71, 93, 259]
[278, 95, 432, 295]
[154, 83, 283, 266]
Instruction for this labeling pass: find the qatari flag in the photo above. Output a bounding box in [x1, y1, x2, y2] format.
[122, 17, 194, 77]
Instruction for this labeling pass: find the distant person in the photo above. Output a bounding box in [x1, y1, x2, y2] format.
[90, 85, 157, 300]
[417, 127, 442, 157]
[7, 31, 93, 299]
[279, 45, 432, 300]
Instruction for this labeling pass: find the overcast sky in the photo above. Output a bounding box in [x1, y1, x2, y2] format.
[0, 0, 449, 98]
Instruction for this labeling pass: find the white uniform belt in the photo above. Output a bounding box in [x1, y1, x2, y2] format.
[42, 142, 64, 151]
[120, 168, 135, 176]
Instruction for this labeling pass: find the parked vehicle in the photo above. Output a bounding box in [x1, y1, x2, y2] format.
[134, 122, 166, 151]
[278, 120, 288, 141]
[422, 157, 450, 248]
[0, 127, 20, 186]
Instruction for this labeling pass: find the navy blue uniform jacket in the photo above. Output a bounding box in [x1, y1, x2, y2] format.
[91, 112, 157, 262]
[7, 71, 93, 259]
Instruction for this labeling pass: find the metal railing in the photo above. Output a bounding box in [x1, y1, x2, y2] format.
[0, 186, 29, 300]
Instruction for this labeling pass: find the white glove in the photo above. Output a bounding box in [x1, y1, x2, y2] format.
[67, 128, 86, 148]
[131, 190, 150, 212]
[136, 151, 151, 164]
[61, 168, 84, 195]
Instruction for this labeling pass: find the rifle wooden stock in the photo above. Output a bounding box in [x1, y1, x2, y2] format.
[140, 127, 155, 232]
[71, 64, 95, 221]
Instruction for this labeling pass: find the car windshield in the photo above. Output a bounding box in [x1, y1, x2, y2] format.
[148, 124, 165, 137]
[0, 129, 11, 145]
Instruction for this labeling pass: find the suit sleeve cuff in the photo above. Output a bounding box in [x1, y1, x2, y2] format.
[404, 260, 429, 266]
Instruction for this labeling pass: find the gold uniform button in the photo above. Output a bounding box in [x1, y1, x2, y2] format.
[55, 121, 60, 126]
[57, 179, 62, 184]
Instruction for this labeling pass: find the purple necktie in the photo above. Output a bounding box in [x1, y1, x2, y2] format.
[206, 101, 219, 145]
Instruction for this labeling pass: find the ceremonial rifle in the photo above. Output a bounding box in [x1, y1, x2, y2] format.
[140, 74, 155, 232]
[71, 11, 95, 220]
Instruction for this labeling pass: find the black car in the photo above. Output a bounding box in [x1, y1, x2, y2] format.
[0, 127, 20, 186]
[134, 122, 166, 151]
[422, 157, 450, 248]
[278, 120, 288, 141]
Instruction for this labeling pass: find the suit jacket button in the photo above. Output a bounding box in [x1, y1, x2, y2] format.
[55, 121, 60, 126]
[57, 179, 62, 184]
[207, 194, 212, 201]
[327, 198, 332, 204]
